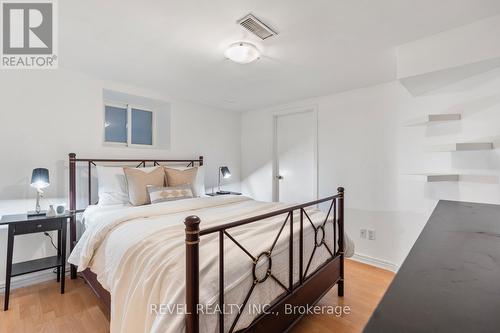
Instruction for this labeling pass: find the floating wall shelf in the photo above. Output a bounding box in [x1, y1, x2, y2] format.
[404, 113, 461, 126]
[426, 174, 459, 182]
[409, 174, 460, 182]
[408, 174, 499, 184]
[429, 142, 494, 152]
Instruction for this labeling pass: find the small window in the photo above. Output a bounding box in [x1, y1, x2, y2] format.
[104, 104, 155, 147]
[131, 108, 153, 145]
[104, 105, 128, 143]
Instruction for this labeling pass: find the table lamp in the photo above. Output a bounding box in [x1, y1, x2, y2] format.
[217, 166, 231, 194]
[28, 168, 50, 216]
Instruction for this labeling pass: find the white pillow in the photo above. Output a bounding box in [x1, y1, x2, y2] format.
[194, 166, 206, 197]
[96, 166, 128, 205]
[167, 165, 206, 197]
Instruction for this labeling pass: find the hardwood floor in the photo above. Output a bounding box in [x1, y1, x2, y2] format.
[0, 260, 394, 333]
[291, 260, 394, 333]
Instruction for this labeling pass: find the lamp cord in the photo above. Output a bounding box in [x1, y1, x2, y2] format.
[43, 232, 58, 251]
[43, 233, 63, 276]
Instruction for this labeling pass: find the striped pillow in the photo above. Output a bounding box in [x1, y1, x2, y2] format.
[147, 184, 194, 204]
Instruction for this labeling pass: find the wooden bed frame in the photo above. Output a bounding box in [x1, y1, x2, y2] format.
[68, 153, 345, 333]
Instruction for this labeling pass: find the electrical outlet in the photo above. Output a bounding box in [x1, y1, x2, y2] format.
[368, 229, 376, 240]
[360, 229, 367, 239]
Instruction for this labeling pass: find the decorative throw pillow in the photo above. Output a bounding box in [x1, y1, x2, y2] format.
[165, 165, 205, 197]
[124, 167, 165, 206]
[164, 167, 198, 187]
[147, 184, 194, 204]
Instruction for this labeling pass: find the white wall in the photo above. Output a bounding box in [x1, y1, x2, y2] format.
[0, 68, 241, 286]
[241, 68, 500, 269]
[397, 14, 500, 79]
[396, 14, 500, 96]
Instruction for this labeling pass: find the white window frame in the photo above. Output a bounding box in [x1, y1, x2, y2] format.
[103, 101, 156, 148]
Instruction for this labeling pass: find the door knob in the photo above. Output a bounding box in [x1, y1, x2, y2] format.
[277, 175, 284, 180]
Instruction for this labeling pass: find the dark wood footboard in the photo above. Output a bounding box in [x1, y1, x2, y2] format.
[185, 187, 345, 333]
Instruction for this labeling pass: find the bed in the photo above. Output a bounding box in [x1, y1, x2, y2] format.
[66, 153, 353, 333]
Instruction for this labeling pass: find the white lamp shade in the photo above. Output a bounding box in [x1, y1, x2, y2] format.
[225, 42, 260, 64]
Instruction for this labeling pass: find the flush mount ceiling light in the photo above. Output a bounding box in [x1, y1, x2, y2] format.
[224, 42, 260, 64]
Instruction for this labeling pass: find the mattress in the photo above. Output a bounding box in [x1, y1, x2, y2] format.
[69, 195, 353, 333]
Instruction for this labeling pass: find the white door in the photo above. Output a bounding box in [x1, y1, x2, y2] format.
[275, 110, 317, 203]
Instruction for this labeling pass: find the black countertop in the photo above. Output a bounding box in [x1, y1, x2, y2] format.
[363, 200, 500, 333]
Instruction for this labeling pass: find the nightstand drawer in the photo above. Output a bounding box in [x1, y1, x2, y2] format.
[12, 218, 62, 235]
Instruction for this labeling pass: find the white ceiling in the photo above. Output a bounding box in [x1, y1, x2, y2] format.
[60, 0, 500, 111]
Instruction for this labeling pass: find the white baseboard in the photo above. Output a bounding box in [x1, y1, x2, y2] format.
[0, 268, 69, 292]
[350, 253, 399, 272]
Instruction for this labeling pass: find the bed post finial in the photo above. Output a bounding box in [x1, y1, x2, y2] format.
[337, 186, 345, 297]
[185, 215, 200, 333]
[337, 186, 344, 196]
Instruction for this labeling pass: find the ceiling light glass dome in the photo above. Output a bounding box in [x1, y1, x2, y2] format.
[225, 42, 260, 64]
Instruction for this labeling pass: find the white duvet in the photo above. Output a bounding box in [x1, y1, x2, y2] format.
[69, 195, 353, 333]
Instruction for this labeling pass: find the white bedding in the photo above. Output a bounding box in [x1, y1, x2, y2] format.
[69, 195, 353, 333]
[82, 203, 131, 228]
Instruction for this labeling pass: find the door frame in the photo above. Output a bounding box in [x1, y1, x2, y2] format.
[272, 104, 319, 202]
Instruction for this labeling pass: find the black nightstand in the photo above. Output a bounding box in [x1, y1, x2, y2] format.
[206, 191, 242, 196]
[0, 212, 72, 311]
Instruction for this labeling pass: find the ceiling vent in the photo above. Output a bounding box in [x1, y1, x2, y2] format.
[237, 14, 277, 40]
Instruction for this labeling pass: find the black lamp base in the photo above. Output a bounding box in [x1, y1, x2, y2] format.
[27, 210, 46, 217]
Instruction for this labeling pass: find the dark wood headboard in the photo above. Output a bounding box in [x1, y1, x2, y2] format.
[67, 152, 204, 278]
